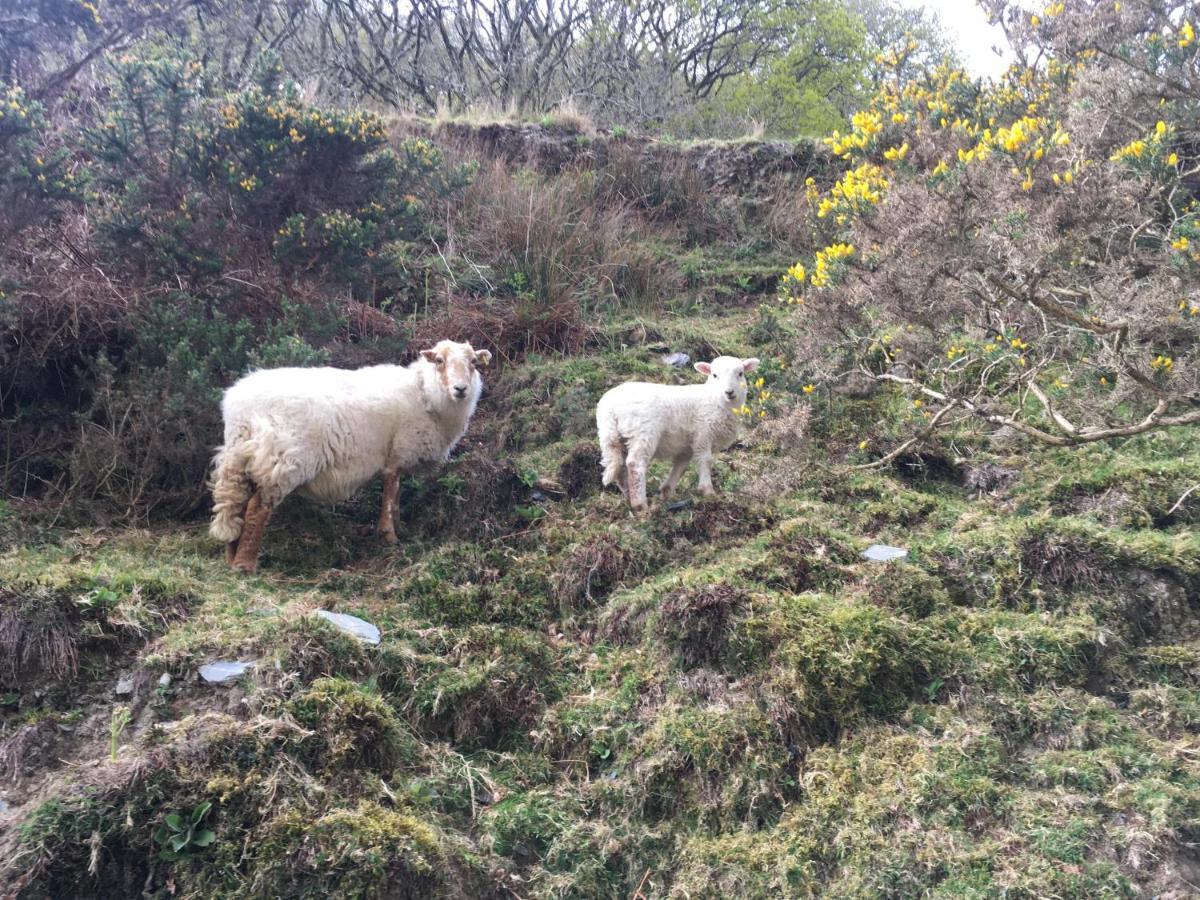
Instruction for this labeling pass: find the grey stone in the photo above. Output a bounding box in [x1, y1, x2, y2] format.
[114, 673, 135, 696]
[0, 798, 8, 812]
[157, 672, 171, 689]
[198, 660, 253, 684]
[314, 610, 381, 645]
[862, 544, 908, 562]
[662, 352, 691, 368]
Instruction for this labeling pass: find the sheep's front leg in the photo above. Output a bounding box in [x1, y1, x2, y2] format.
[660, 455, 691, 500]
[231, 492, 273, 574]
[378, 471, 400, 545]
[695, 451, 717, 497]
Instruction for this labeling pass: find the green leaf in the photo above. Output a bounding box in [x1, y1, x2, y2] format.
[153, 826, 170, 846]
[191, 801, 212, 824]
[191, 829, 216, 847]
[169, 834, 189, 852]
[165, 814, 184, 831]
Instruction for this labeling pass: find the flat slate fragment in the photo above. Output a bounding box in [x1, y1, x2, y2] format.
[862, 543, 909, 562]
[198, 660, 254, 684]
[314, 609, 381, 645]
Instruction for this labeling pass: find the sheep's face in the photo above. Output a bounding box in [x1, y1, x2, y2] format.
[420, 340, 491, 403]
[694, 356, 759, 407]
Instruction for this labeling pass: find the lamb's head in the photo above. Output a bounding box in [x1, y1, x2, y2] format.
[694, 356, 759, 407]
[420, 340, 492, 405]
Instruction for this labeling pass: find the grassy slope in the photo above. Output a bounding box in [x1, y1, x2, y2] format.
[3, 195, 1200, 899]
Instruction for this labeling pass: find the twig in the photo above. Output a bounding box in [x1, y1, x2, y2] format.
[632, 868, 653, 900]
[1167, 484, 1200, 517]
[853, 400, 959, 470]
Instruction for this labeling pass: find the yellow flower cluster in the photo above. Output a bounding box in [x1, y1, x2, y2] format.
[810, 243, 855, 288]
[1181, 22, 1195, 48]
[817, 163, 888, 221]
[1111, 121, 1172, 163]
[1150, 354, 1174, 372]
[826, 111, 883, 159]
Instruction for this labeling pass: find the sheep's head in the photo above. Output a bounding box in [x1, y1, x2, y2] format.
[695, 356, 759, 407]
[420, 340, 491, 404]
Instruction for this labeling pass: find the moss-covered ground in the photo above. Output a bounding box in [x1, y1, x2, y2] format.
[3, 241, 1200, 899]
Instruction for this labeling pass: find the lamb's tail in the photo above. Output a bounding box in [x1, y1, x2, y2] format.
[597, 402, 626, 489]
[209, 431, 254, 543]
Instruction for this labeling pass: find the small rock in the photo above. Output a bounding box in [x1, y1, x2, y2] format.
[157, 672, 171, 689]
[198, 660, 254, 684]
[114, 673, 135, 696]
[862, 544, 908, 562]
[530, 490, 548, 502]
[314, 610, 381, 645]
[0, 798, 8, 812]
[667, 500, 692, 512]
[662, 352, 691, 368]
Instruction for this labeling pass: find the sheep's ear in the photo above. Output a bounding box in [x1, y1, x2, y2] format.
[694, 362, 712, 376]
[741, 358, 760, 374]
[474, 349, 492, 367]
[420, 349, 439, 363]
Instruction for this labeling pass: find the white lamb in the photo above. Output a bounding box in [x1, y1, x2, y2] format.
[209, 339, 491, 573]
[596, 355, 759, 511]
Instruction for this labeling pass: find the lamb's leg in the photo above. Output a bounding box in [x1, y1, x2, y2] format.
[231, 492, 273, 574]
[225, 540, 239, 565]
[616, 464, 629, 498]
[660, 455, 691, 500]
[378, 471, 400, 545]
[626, 454, 650, 513]
[695, 451, 717, 497]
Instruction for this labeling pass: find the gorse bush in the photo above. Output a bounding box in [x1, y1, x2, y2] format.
[0, 83, 83, 245]
[1, 47, 470, 518]
[89, 49, 470, 296]
[782, 0, 1200, 457]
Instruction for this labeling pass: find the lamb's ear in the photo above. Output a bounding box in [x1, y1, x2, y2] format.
[741, 358, 761, 374]
[474, 349, 492, 367]
[420, 349, 439, 363]
[694, 362, 713, 376]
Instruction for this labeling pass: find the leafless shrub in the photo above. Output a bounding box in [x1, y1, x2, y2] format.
[792, 3, 1200, 458]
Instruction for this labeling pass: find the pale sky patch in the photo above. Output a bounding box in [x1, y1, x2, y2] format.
[893, 0, 1017, 80]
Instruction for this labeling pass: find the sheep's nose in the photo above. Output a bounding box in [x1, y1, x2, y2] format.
[453, 384, 468, 398]
[725, 390, 736, 400]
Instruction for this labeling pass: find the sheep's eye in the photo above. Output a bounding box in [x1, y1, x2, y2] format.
[435, 357, 445, 366]
[710, 374, 716, 379]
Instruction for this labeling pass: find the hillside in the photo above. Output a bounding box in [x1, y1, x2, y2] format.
[3, 3, 1200, 896]
[3, 116, 1200, 896]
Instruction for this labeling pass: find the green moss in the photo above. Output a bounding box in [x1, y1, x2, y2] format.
[290, 676, 417, 774]
[256, 802, 447, 899]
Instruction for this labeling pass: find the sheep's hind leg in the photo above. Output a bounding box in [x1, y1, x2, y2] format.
[625, 455, 650, 513]
[660, 455, 691, 500]
[378, 471, 400, 545]
[231, 492, 273, 574]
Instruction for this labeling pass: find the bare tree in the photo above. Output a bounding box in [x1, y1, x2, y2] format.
[0, 0, 201, 100]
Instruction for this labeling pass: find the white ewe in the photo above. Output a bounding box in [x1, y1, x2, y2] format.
[209, 339, 491, 572]
[596, 355, 759, 511]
